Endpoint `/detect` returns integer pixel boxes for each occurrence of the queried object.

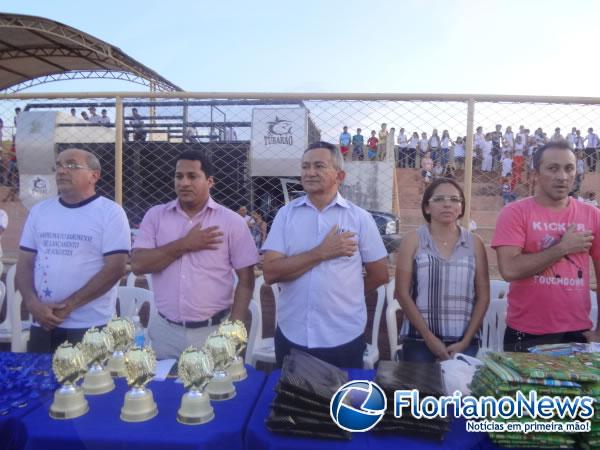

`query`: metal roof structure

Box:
[0,13,182,93]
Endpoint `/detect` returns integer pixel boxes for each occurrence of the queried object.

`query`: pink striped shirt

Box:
[133,197,259,321]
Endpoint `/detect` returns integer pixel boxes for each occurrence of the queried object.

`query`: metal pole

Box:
[461,99,475,229]
[115,96,124,205]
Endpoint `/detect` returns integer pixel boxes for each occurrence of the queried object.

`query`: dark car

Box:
[367,209,401,254]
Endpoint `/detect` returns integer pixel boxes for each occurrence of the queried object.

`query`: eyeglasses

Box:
[55,162,92,171]
[430,195,462,204]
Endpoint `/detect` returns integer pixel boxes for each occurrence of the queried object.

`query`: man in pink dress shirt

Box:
[131,150,259,359]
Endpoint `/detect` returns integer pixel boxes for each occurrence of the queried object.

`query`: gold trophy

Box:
[177,347,215,425]
[49,341,89,419]
[217,320,248,381]
[106,317,135,377]
[81,327,115,395]
[204,333,237,401]
[120,346,158,422]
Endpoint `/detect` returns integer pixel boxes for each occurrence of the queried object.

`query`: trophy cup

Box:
[204,333,237,401]
[106,317,135,377]
[177,347,215,425]
[81,327,115,395]
[217,320,248,381]
[49,342,89,419]
[120,346,158,422]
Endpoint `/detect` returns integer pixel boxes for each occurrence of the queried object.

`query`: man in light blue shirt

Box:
[262,141,389,368]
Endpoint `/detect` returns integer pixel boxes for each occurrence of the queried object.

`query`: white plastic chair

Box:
[490,279,509,300]
[384,278,403,360]
[246,276,277,367]
[125,272,153,292]
[363,285,385,369]
[478,298,507,356]
[0,280,9,343]
[5,264,31,352]
[590,291,598,329]
[116,286,156,328]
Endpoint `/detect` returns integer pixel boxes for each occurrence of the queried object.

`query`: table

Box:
[0,353,57,450]
[19,365,266,450]
[245,369,500,450]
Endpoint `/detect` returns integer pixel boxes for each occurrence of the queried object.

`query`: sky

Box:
[4,0,600,96]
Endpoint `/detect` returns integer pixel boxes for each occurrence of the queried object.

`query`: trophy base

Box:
[82,368,115,395]
[107,353,126,378]
[49,386,89,419]
[120,388,158,422]
[207,372,236,401]
[228,358,247,382]
[177,391,214,425]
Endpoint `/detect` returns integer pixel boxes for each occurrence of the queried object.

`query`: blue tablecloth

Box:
[20,365,266,450]
[245,369,500,450]
[0,353,57,450]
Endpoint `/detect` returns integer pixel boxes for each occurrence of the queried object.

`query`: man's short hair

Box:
[533,141,573,171]
[303,141,343,170]
[85,152,101,171]
[61,148,101,172]
[176,150,214,177]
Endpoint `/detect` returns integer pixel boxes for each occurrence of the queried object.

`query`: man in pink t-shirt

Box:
[131,150,259,359]
[492,141,600,352]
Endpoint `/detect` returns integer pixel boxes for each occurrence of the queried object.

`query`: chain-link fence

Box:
[2,93,600,277]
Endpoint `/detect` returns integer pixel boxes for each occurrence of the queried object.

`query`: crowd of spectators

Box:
[339,123,600,201]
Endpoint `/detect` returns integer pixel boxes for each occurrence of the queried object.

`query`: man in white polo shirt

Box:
[262,141,389,368]
[16,148,131,353]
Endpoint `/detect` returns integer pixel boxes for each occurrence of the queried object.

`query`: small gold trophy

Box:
[120,346,158,422]
[106,317,135,377]
[81,327,115,395]
[49,341,89,419]
[217,320,248,381]
[204,333,237,401]
[177,347,215,425]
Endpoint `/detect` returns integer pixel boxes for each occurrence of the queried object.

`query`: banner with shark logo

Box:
[250,107,308,177]
[15,111,59,210]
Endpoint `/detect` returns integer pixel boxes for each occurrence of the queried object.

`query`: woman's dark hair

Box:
[421,177,466,223]
[176,150,214,177]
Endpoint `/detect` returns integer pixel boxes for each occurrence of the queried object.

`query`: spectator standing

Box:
[453,136,465,170]
[397,127,408,168]
[566,127,577,150]
[420,151,433,192]
[584,127,598,172]
[339,126,352,161]
[352,128,364,161]
[550,127,564,142]
[504,126,515,149]
[88,106,102,124]
[378,123,388,161]
[501,150,513,178]
[131,108,146,142]
[367,131,378,161]
[418,132,429,160]
[100,109,111,126]
[481,133,494,172]
[429,129,440,163]
[440,130,453,168]
[407,131,419,168]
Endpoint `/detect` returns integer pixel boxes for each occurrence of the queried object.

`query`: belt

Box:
[158,309,229,329]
